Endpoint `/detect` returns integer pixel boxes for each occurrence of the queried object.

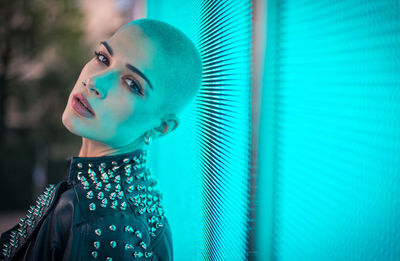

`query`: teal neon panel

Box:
[147,0,252,260]
[146,1,203,260]
[258,0,400,260]
[197,1,252,259]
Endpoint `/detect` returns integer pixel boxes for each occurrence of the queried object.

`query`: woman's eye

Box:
[125,78,143,95]
[94,51,109,66]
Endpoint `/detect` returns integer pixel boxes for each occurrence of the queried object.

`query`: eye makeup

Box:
[93,50,145,96]
[94,51,110,66]
[98,41,154,91]
[123,77,144,96]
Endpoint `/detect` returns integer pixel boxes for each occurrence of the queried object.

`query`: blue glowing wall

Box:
[197,1,252,260]
[146,1,203,260]
[147,0,252,260]
[257,0,400,260]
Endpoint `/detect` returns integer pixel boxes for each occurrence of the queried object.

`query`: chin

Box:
[62,107,82,137]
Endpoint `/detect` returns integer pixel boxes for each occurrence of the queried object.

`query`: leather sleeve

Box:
[53,188,172,261]
[150,218,173,261]
[72,213,155,261]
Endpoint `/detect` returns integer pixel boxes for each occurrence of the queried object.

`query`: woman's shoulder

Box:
[51,182,172,260]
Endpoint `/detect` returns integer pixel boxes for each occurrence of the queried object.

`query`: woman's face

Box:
[62,25,165,147]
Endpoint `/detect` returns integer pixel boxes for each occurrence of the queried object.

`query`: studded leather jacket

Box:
[0,149,172,261]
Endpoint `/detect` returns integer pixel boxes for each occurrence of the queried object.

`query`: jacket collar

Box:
[65,148,148,185]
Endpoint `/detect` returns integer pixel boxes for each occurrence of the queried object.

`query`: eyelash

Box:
[93,51,143,96]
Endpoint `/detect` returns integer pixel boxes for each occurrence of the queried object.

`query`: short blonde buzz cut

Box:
[123,18,203,116]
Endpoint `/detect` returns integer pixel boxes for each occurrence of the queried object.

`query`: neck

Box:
[79,136,147,157]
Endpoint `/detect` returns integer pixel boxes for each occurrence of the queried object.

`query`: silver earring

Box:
[144,133,151,145]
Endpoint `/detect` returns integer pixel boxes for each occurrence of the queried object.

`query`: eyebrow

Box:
[100,41,154,90]
[100,41,113,55]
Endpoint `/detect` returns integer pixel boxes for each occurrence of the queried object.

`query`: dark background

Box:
[0,0,142,233]
[0,0,86,213]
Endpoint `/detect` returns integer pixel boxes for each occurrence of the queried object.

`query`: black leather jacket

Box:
[0,149,173,261]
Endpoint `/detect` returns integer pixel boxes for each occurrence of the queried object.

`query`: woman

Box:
[0,18,202,261]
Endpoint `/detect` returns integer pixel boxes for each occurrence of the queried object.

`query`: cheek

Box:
[104,97,155,133]
[100,96,136,130]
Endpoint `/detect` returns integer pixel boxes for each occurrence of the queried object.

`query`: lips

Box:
[72,93,95,118]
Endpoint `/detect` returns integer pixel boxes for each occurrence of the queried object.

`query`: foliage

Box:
[0,0,88,209]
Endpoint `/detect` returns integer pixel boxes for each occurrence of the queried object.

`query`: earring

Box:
[82,81,87,86]
[144,133,151,145]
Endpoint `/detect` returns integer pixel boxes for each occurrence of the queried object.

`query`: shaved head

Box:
[121,19,203,116]
[63,18,202,154]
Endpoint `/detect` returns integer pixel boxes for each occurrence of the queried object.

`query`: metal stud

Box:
[89,203,96,211]
[124,226,134,233]
[107,169,114,178]
[110,200,118,209]
[126,176,133,184]
[148,216,157,224]
[136,172,145,180]
[95,182,102,190]
[117,191,124,199]
[139,241,147,250]
[120,201,127,210]
[100,198,108,208]
[133,252,143,258]
[124,164,132,176]
[82,181,90,190]
[18,217,26,227]
[109,225,116,231]
[97,192,104,200]
[110,241,117,248]
[144,252,153,258]
[77,162,83,168]
[109,192,116,200]
[123,158,130,163]
[77,171,83,180]
[86,190,93,199]
[94,228,101,236]
[150,227,156,237]
[135,230,142,239]
[101,173,109,183]
[156,222,163,228]
[100,162,106,168]
[127,185,134,193]
[88,163,94,168]
[91,251,98,258]
[105,183,111,192]
[88,169,97,182]
[78,175,86,183]
[112,161,117,166]
[132,199,139,207]
[125,244,134,250]
[93,241,100,249]
[114,175,120,183]
[106,257,112,261]
[115,184,121,192]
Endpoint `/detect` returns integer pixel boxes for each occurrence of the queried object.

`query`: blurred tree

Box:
[0,0,89,210]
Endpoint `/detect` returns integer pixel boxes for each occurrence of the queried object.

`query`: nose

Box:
[84,70,119,99]
[84,80,101,97]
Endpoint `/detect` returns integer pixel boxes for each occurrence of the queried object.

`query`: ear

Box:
[153,114,180,138]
